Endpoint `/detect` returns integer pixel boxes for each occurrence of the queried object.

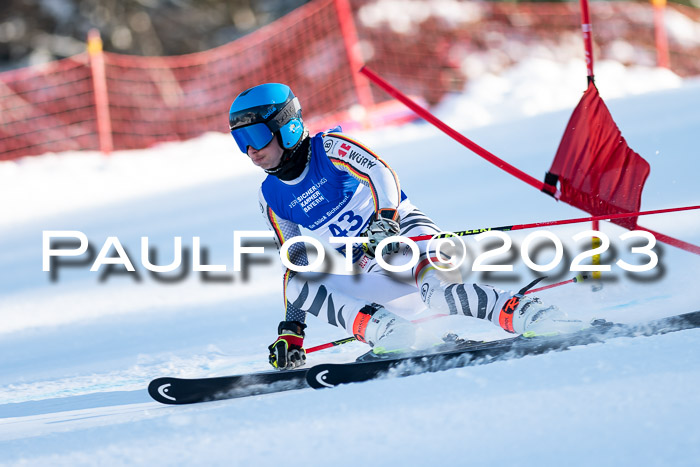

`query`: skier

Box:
[229,83,577,370]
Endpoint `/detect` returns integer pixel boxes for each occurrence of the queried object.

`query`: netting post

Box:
[591,219,603,290]
[333,0,374,120]
[581,0,601,289]
[87,29,113,156]
[651,0,670,68]
[579,0,595,83]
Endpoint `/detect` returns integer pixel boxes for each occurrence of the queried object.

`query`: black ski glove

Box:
[269,321,307,370]
[362,208,401,258]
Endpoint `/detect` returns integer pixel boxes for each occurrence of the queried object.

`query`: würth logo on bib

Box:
[338,143,351,157]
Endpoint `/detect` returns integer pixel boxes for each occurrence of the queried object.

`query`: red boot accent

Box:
[498,296,521,333]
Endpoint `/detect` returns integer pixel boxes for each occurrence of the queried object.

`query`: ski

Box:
[148,310,700,404]
[306,309,700,389]
[148,367,309,405]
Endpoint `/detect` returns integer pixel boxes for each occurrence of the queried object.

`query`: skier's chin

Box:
[252,158,271,169]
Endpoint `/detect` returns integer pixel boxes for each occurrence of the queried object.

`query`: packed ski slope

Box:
[1,58,699,466]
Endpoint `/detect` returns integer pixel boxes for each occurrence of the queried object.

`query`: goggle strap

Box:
[269,97,301,132]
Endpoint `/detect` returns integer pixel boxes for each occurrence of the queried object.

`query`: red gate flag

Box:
[544,81,650,230]
[360,65,700,256]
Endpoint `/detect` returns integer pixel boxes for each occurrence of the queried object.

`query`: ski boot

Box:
[351,303,420,362]
[498,295,584,336]
[353,303,417,351]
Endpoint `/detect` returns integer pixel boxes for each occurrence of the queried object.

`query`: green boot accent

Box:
[371,346,407,355]
[522,330,561,338]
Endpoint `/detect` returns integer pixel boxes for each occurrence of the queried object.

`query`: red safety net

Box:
[102,0,357,151]
[0,55,97,160]
[2,0,700,161]
[546,81,650,230]
[353,1,700,105]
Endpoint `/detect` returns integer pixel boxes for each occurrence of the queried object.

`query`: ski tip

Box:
[148,377,191,405]
[306,365,338,389]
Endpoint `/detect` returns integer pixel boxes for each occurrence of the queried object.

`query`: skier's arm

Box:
[322,132,401,213]
[259,191,310,370]
[258,189,308,324]
[323,133,402,257]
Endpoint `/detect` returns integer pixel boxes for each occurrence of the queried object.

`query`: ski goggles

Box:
[229,97,301,153]
[230,123,275,153]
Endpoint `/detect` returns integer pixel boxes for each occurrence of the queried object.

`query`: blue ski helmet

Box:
[229,83,304,153]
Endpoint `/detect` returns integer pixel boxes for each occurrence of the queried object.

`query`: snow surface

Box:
[1,58,699,466]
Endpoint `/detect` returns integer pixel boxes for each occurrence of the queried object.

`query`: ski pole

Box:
[525,274,589,295]
[306,312,458,353]
[306,336,357,354]
[408,204,700,243]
